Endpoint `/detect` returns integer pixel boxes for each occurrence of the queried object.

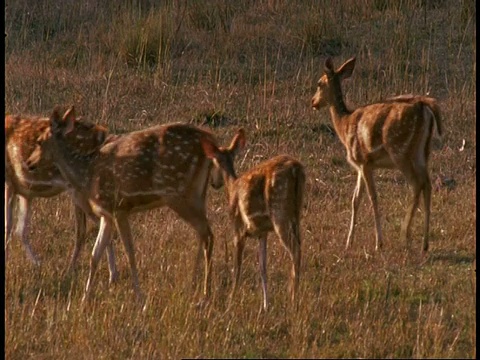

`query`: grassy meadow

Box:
[5,0,476,358]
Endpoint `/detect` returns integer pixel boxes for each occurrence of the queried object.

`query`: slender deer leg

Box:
[257,234,268,312]
[114,212,143,301]
[69,202,87,271]
[5,184,14,260]
[398,160,429,250]
[223,236,230,266]
[191,238,204,295]
[169,203,214,298]
[401,183,422,248]
[290,222,301,306]
[275,221,301,308]
[105,241,119,285]
[71,190,118,283]
[422,174,431,252]
[16,195,40,265]
[229,233,246,305]
[361,167,383,251]
[346,172,365,249]
[83,216,113,302]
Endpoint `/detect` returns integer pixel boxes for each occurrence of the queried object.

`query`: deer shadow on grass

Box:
[426,249,475,266]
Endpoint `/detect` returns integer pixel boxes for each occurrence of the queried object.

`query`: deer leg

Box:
[257,234,268,312]
[16,195,40,265]
[68,202,87,272]
[223,235,230,267]
[83,216,113,302]
[275,221,301,309]
[346,172,365,249]
[105,240,119,285]
[5,184,14,261]
[71,190,119,282]
[422,117,433,253]
[200,225,214,298]
[190,238,204,295]
[114,212,143,302]
[170,203,214,298]
[361,167,383,251]
[229,233,245,307]
[401,183,422,248]
[422,174,431,252]
[291,222,301,306]
[399,161,429,250]
[404,165,431,252]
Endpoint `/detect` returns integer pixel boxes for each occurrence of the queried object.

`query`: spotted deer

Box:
[200,129,305,311]
[27,106,221,303]
[311,57,442,252]
[5,113,118,282]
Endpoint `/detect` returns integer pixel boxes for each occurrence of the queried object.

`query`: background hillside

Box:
[5,0,476,358]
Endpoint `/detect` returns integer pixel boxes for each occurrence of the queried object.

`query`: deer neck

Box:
[327,83,353,145]
[49,135,97,193]
[223,174,239,211]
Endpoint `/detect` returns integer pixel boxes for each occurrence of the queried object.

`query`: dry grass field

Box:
[5,0,476,358]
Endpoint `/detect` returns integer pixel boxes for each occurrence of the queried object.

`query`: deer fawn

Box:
[5,113,118,282]
[311,57,442,252]
[200,129,305,311]
[27,106,221,303]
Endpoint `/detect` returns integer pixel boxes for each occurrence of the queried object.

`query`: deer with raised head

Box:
[27,106,222,303]
[200,129,305,311]
[5,113,118,282]
[311,57,442,253]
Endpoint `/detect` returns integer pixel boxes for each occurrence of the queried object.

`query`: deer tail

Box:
[292,162,306,246]
[422,99,442,138]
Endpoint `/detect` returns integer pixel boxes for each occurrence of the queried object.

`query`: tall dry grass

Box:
[5,0,476,358]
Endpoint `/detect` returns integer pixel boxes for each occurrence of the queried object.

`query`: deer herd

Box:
[5,57,442,311]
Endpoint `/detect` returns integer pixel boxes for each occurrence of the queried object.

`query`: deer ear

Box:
[230,128,246,155]
[324,57,335,74]
[50,106,63,127]
[200,137,221,160]
[97,128,107,145]
[62,106,76,135]
[337,57,356,80]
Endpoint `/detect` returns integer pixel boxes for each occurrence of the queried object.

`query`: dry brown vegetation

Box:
[5,0,476,358]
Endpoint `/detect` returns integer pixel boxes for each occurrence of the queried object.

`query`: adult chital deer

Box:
[5,114,118,282]
[200,129,305,311]
[27,106,221,303]
[311,57,442,252]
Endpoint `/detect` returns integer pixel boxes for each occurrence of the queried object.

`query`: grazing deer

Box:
[27,106,221,303]
[200,129,305,311]
[5,114,118,282]
[311,57,442,252]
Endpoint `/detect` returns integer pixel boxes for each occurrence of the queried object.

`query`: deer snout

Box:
[311,92,327,110]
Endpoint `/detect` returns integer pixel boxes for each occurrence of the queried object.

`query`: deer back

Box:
[346,100,435,169]
[230,155,305,236]
[30,112,219,217]
[90,123,218,213]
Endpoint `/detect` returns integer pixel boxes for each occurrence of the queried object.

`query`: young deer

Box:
[311,57,442,252]
[200,129,305,311]
[5,114,118,282]
[27,106,221,302]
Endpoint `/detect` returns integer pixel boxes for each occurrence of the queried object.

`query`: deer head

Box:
[311,56,356,110]
[27,106,108,171]
[202,128,246,189]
